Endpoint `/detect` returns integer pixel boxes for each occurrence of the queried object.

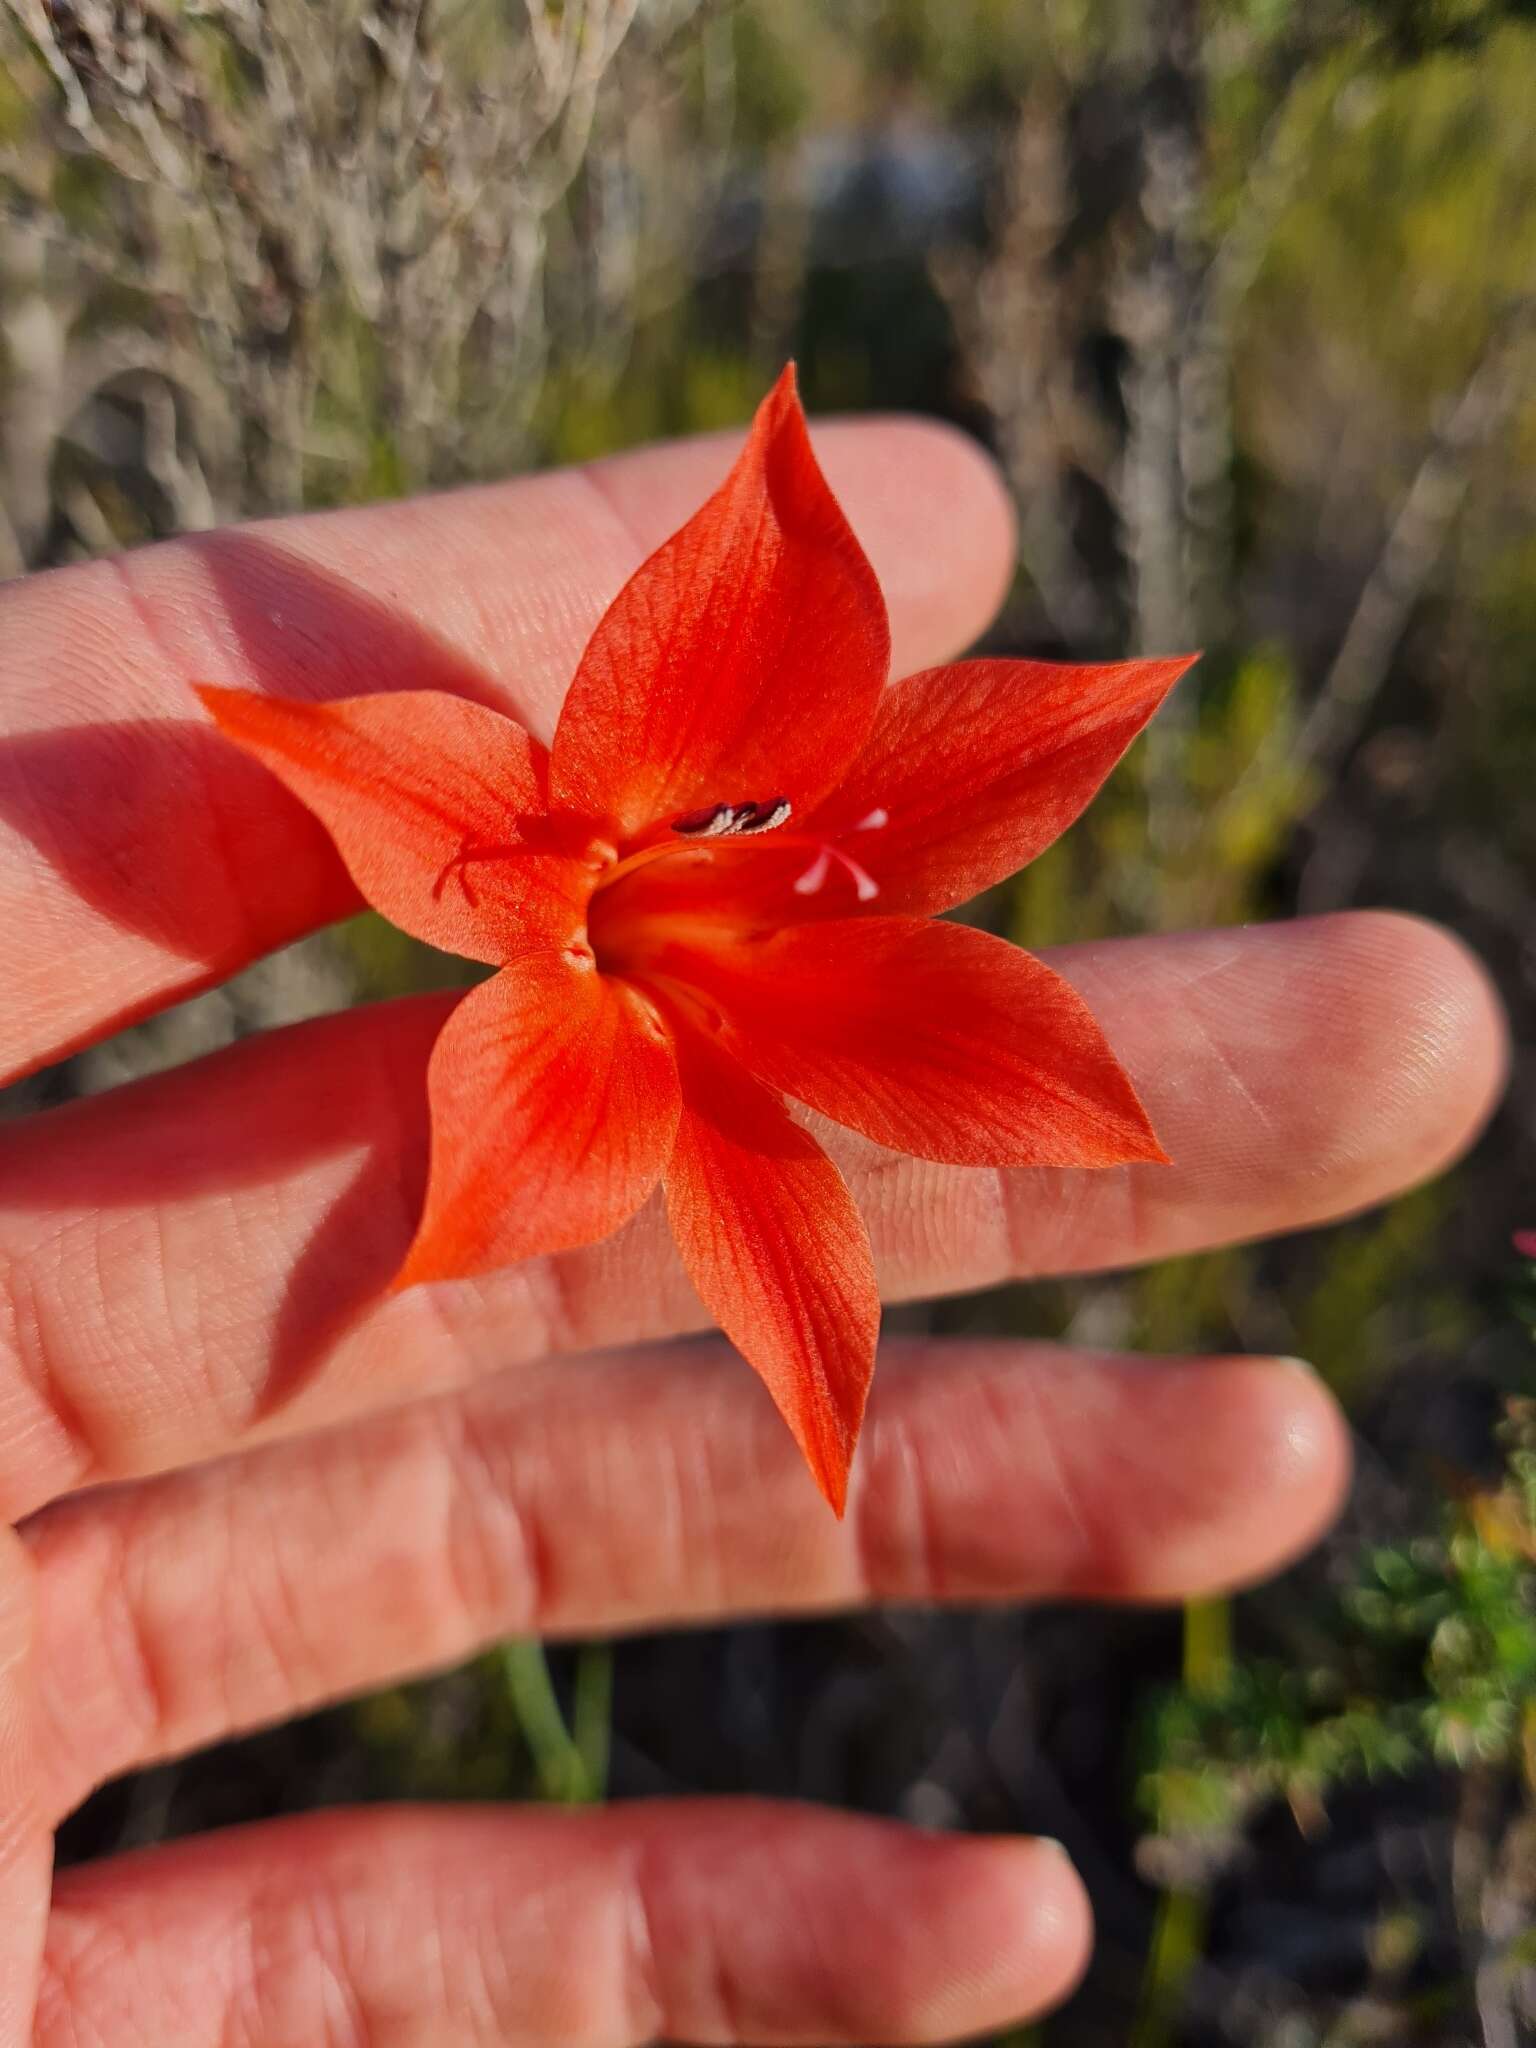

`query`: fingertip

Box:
[951,1834,1095,2030]
[827,1823,1093,2040]
[812,414,1019,673]
[1334,911,1508,1177]
[1126,1354,1353,1600]
[1052,911,1509,1258]
[1220,1353,1352,1569]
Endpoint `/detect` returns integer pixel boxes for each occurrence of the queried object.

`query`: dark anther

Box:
[735,798,793,834]
[671,802,737,838]
[671,797,792,839]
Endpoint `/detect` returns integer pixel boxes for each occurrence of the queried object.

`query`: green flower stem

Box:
[1131,1598,1232,2048]
[501,1639,613,1805]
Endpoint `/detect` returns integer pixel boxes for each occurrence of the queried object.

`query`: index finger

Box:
[0,417,1015,1083]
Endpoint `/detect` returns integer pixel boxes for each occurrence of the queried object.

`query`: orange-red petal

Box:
[196,686,587,961]
[395,955,680,1287]
[663,1024,879,1515]
[801,654,1197,917]
[549,367,891,842]
[662,916,1167,1169]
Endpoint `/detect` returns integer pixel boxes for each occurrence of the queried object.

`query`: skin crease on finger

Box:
[0,906,1506,1520]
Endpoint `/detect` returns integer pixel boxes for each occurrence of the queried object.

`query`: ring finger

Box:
[22,1336,1349,1824]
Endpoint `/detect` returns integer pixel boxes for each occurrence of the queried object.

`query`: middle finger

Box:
[0,911,1500,1520]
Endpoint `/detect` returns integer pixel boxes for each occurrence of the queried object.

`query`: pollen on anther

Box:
[672,802,736,838]
[741,798,792,834]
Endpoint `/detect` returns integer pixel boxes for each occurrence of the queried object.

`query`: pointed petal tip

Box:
[191,679,292,744]
[1120,1086,1173,1167]
[388,1238,483,1296]
[803,1430,853,1517]
[768,358,800,403]
[1105,1093,1172,1169]
[755,360,811,445]
[1131,650,1201,694]
[386,1242,435,1295]
[389,1215,475,1295]
[192,681,241,722]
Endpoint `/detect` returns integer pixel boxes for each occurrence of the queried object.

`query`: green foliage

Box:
[1007,646,1312,954]
[1356,0,1536,57]
[1249,25,1536,418]
[1292,1184,1464,1402]
[1140,1287,1536,1848]
[332,911,485,998]
[535,334,763,466]
[0,46,35,147]
[728,5,814,144]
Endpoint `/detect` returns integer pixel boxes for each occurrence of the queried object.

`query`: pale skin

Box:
[0,415,1509,2046]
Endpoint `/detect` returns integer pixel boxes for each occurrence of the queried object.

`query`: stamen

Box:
[841,852,881,902]
[737,797,793,834]
[793,848,832,896]
[636,797,884,903]
[672,802,737,838]
[792,846,880,901]
[672,797,793,839]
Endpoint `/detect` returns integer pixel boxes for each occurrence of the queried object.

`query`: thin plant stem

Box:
[1131,1597,1232,2048]
[572,1642,615,1801]
[500,1639,613,1804]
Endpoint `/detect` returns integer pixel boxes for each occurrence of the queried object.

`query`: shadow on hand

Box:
[0,992,458,1433]
[0,530,508,969]
[0,530,537,1453]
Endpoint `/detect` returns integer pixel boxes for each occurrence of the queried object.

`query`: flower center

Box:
[429,800,890,964]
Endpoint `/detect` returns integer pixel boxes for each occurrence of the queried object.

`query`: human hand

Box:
[0,417,1505,2044]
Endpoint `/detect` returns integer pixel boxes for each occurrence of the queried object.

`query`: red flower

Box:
[197,369,1191,1512]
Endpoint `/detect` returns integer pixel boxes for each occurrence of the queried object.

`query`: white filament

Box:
[793,845,879,901]
[793,848,832,895]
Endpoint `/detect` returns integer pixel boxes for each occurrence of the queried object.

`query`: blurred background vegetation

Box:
[3,0,1535,2040]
